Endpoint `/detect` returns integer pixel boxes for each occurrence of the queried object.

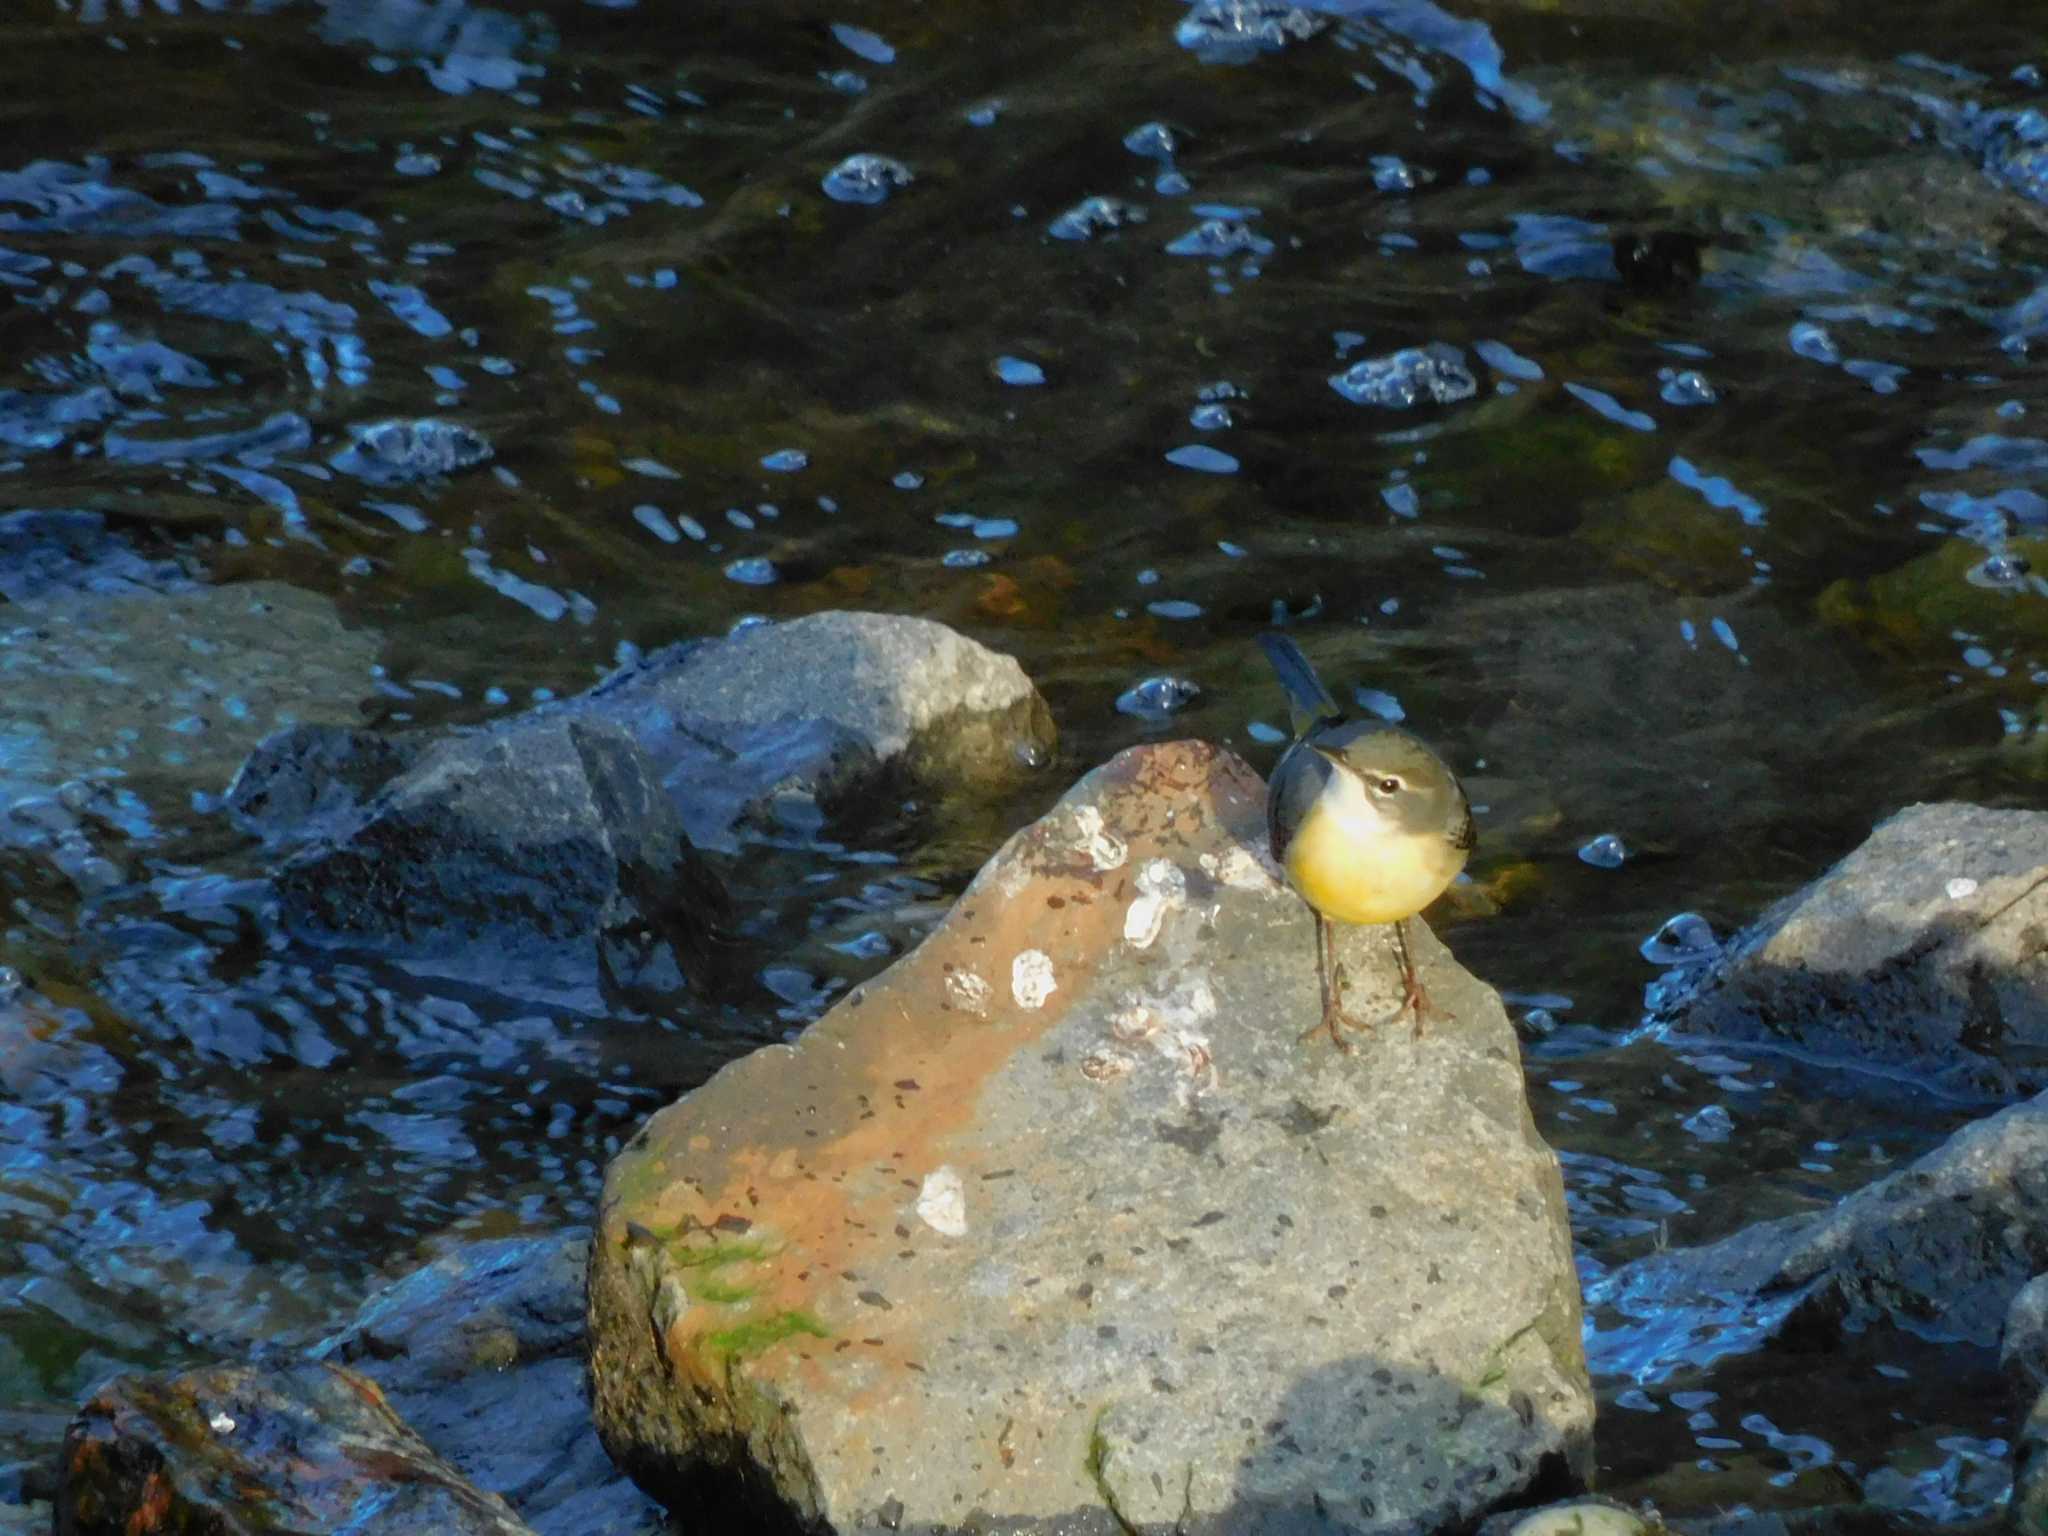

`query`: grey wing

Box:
[1449,787,1477,853]
[1265,743,1324,865]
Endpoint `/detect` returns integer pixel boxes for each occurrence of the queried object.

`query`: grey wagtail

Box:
[1258,632,1475,1050]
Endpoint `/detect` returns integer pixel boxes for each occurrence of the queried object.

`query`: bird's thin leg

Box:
[1300,911,1369,1050]
[1393,919,1436,1037]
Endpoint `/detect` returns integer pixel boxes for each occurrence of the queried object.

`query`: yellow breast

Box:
[1284,791,1464,927]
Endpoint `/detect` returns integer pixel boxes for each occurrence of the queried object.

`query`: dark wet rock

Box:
[2018,1389,2048,1536]
[317,1235,664,1536]
[1657,803,2048,1097]
[274,716,728,1006]
[1592,1090,2048,1379]
[588,740,1591,1533]
[0,509,190,602]
[329,416,493,484]
[54,1359,535,1534]
[224,722,426,848]
[2008,1274,2048,1407]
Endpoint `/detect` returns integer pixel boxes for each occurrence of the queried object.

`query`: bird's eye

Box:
[1376,776,1402,795]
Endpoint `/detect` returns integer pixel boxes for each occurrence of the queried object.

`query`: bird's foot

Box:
[1376,971,1441,1039]
[1300,999,1373,1052]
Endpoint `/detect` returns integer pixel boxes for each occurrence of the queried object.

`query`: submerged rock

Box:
[588,740,1590,1534]
[54,1360,535,1535]
[1656,802,2048,1097]
[1592,1089,2048,1379]
[317,1236,663,1536]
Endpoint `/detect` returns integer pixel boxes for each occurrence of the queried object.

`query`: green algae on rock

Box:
[588,739,1591,1534]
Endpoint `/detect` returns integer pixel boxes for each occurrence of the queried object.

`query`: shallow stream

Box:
[5,0,2048,1524]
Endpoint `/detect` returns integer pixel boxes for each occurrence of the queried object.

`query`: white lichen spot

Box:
[1123,857,1187,949]
[1012,949,1057,1010]
[945,967,993,1016]
[1509,1503,1647,1536]
[915,1166,968,1237]
[1071,803,1128,872]
[1080,1049,1135,1082]
[1110,1003,1158,1044]
[1202,844,1280,891]
[1946,876,1979,901]
[208,1410,236,1434]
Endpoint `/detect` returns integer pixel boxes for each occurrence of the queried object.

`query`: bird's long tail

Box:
[1257,632,1345,738]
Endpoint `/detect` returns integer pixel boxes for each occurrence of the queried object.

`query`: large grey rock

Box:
[2008,1274,2048,1408]
[273,716,727,1006]
[1655,803,2048,1097]
[579,609,1055,851]
[1591,1090,2048,1378]
[588,740,1591,1535]
[54,1360,536,1535]
[317,1236,664,1536]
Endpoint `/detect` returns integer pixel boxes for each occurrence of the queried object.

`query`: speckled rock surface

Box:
[54,1360,536,1535]
[588,740,1590,1535]
[1656,802,2048,1097]
[1592,1090,2048,1378]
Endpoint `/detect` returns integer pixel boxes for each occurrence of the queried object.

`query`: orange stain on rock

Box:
[602,742,1268,1386]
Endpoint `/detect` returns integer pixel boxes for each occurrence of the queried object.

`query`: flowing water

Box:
[4,0,2048,1523]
